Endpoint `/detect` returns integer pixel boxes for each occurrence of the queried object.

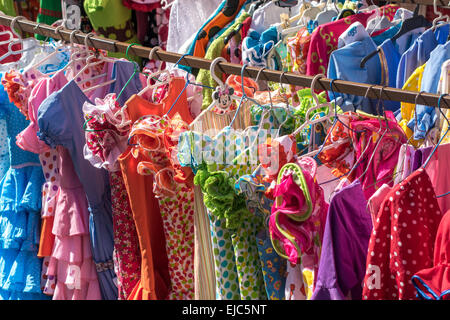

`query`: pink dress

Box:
[16,69,101,299]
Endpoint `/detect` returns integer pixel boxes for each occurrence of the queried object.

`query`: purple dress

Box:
[37,60,141,300]
[311,181,372,300]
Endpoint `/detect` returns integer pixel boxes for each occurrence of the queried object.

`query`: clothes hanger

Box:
[360,5,430,68]
[189,57,244,129]
[59,29,88,74]
[0,16,40,63]
[291,74,338,139]
[366,5,393,35]
[74,33,116,93]
[315,0,339,26]
[28,24,69,75]
[0,27,14,46]
[138,46,172,97]
[212,63,253,140]
[432,0,450,30]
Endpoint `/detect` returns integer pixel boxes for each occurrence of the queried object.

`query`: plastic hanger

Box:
[360,6,430,68]
[432,0,449,30]
[138,46,172,97]
[212,63,253,140]
[0,27,14,46]
[291,74,338,138]
[366,5,393,35]
[161,0,175,10]
[28,24,69,75]
[74,33,116,93]
[59,29,88,74]
[316,0,339,26]
[189,57,242,129]
[0,16,40,63]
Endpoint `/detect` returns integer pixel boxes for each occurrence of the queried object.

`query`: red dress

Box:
[362,168,443,300]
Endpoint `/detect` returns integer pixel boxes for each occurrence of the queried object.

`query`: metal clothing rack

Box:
[1,13,450,109]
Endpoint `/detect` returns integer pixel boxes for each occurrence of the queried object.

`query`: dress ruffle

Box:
[0,166,49,300]
[46,181,101,300]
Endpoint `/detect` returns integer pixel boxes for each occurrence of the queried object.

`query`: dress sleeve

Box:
[37,91,72,148]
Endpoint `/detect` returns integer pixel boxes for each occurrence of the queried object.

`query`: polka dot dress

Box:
[362,168,443,300]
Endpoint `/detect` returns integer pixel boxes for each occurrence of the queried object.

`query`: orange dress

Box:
[120,78,193,300]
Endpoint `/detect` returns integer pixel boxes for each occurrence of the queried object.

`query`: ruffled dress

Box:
[9,68,101,300]
[0,73,48,300]
[83,94,141,300]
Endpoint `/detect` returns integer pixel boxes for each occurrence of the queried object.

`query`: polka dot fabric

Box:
[362,168,442,300]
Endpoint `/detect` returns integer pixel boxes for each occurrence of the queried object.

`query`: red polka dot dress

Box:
[362,168,443,300]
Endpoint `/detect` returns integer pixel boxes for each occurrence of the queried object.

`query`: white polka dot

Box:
[374,292,378,297]
[407,249,412,254]
[373,230,376,235]
[418,232,422,236]
[398,241,402,247]
[394,251,398,256]
[383,226,387,230]
[402,260,407,265]
[396,191,400,196]
[398,208,402,213]
[394,214,398,219]
[411,202,415,207]
[430,204,433,208]
[393,226,398,231]
[371,251,375,256]
[423,242,427,247]
[406,270,411,275]
[407,234,411,239]
[400,186,405,190]
[400,282,404,287]
[376,238,380,243]
[395,262,398,267]
[412,260,417,265]
[389,197,394,202]
[427,188,431,192]
[391,275,395,279]
[419,251,423,256]
[383,242,386,247]
[412,220,417,224]
[402,223,407,227]
[407,210,412,214]
[376,218,380,223]
[390,235,394,240]
[399,288,403,294]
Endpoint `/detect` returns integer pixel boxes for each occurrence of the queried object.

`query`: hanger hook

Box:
[173,53,190,69]
[240,63,249,96]
[10,15,26,38]
[125,43,139,61]
[84,32,95,53]
[149,46,161,61]
[437,93,450,126]
[310,74,325,106]
[69,29,81,46]
[54,24,65,42]
[255,66,268,83]
[210,57,227,87]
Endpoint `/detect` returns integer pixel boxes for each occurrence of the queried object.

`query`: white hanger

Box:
[28,24,69,74]
[74,32,116,92]
[432,0,449,28]
[0,28,14,46]
[161,0,176,10]
[138,46,171,97]
[59,28,88,74]
[0,16,39,63]
[189,57,241,129]
[291,74,338,137]
[316,0,339,26]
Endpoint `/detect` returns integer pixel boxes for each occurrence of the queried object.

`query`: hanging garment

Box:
[128,113,195,300]
[311,180,372,300]
[0,73,48,300]
[362,168,443,300]
[82,93,141,300]
[306,4,399,76]
[412,210,450,300]
[437,59,450,145]
[37,60,142,300]
[236,165,287,300]
[396,24,449,90]
[119,77,192,300]
[36,0,62,41]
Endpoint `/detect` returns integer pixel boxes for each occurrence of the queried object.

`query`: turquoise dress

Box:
[0,74,48,300]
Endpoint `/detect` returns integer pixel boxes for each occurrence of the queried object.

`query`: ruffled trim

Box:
[194,166,251,230]
[0,166,44,215]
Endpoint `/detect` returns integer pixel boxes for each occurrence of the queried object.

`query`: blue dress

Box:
[0,74,48,300]
[37,60,141,300]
